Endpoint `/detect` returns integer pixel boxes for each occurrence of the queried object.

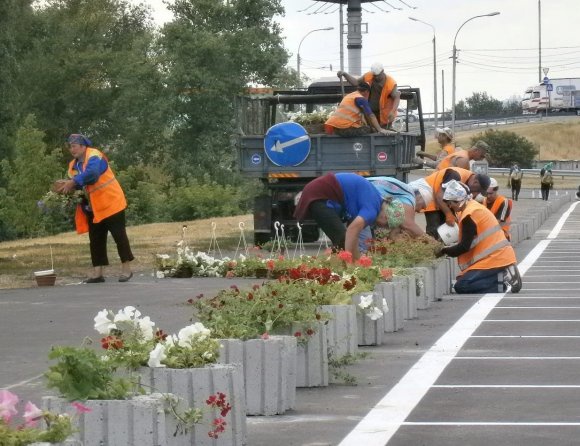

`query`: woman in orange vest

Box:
[437,180,522,294]
[337,62,400,127]
[325,81,390,136]
[483,178,512,241]
[59,134,134,283]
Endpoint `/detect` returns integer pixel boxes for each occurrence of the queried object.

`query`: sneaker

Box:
[504,264,522,293]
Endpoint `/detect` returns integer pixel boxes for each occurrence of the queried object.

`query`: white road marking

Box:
[339,201,577,446]
[432,384,580,388]
[472,335,580,338]
[455,356,580,360]
[403,422,580,426]
[2,374,44,390]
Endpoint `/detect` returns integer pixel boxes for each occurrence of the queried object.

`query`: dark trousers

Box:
[511,179,521,200]
[424,210,445,241]
[308,200,346,249]
[541,183,551,200]
[87,210,134,267]
[454,267,506,294]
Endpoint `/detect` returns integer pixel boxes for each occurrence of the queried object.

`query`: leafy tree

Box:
[0,115,63,237]
[160,0,291,179]
[470,129,538,168]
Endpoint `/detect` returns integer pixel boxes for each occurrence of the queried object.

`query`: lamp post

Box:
[452,12,500,135]
[409,17,438,129]
[297,27,334,84]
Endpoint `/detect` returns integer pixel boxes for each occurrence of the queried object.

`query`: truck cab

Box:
[236,80,425,244]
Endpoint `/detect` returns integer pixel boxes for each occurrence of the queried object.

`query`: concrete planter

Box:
[352,292,384,346]
[321,304,358,358]
[141,364,247,445]
[393,275,418,320]
[410,267,430,309]
[42,394,173,446]
[30,441,81,446]
[373,282,404,333]
[218,336,296,415]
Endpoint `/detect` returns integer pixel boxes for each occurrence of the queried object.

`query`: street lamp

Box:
[409,17,438,129]
[451,12,500,135]
[297,27,334,84]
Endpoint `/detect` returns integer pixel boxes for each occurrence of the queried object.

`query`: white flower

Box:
[156,271,165,279]
[177,323,211,347]
[358,293,374,310]
[382,298,390,314]
[114,306,141,322]
[137,316,155,341]
[148,343,167,368]
[156,254,170,260]
[165,334,178,348]
[366,306,384,321]
[202,351,213,360]
[94,309,116,335]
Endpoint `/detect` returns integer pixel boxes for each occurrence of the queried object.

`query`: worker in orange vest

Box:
[483,178,512,241]
[325,81,391,136]
[436,140,489,170]
[337,62,400,128]
[436,180,522,293]
[408,167,491,240]
[59,134,134,283]
[415,127,457,168]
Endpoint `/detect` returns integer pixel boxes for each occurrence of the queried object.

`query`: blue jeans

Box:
[454,267,505,294]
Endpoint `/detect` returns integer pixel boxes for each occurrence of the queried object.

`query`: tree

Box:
[159,0,291,179]
[470,129,539,168]
[0,115,63,238]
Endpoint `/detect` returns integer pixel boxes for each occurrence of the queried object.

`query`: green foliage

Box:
[46,346,134,401]
[0,410,74,446]
[0,115,63,238]
[328,351,370,385]
[455,91,521,119]
[469,129,539,168]
[368,233,440,267]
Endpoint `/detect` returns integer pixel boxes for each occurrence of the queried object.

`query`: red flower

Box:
[357,255,373,267]
[247,292,254,301]
[278,303,284,309]
[338,250,353,263]
[225,270,235,278]
[294,331,302,337]
[266,259,275,271]
[100,335,123,350]
[261,332,270,340]
[196,293,204,299]
[155,329,168,342]
[187,298,194,304]
[306,328,315,336]
[252,284,260,291]
[380,268,394,280]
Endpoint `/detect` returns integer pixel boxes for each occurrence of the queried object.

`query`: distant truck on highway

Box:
[522,77,580,114]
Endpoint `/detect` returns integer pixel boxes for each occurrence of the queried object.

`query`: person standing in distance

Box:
[508,162,523,201]
[59,134,134,283]
[337,62,400,128]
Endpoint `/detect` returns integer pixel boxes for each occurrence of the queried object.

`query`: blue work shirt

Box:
[334,173,383,226]
[71,152,108,187]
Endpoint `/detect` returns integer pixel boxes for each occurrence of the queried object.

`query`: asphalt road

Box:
[1,193,579,445]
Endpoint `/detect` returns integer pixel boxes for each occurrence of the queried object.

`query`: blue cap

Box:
[67,134,92,146]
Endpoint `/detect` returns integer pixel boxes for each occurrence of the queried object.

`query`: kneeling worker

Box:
[325,81,391,137]
[483,178,512,241]
[436,180,522,294]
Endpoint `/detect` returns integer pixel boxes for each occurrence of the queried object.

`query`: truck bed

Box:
[238,132,418,179]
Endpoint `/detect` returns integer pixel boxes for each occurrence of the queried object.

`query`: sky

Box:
[135,0,580,114]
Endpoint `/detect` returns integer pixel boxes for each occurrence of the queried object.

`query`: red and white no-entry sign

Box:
[377,152,388,162]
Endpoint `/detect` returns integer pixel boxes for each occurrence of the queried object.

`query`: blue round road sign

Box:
[543,76,550,84]
[264,122,311,167]
[251,153,261,164]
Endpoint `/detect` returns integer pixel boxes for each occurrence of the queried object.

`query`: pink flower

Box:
[0,389,18,423]
[71,401,92,414]
[225,270,235,278]
[23,401,43,427]
[261,332,270,340]
[356,255,373,267]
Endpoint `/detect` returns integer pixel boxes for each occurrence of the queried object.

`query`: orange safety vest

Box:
[363,72,397,126]
[423,167,473,212]
[68,147,127,234]
[484,195,512,240]
[325,91,366,129]
[436,143,456,161]
[457,200,516,274]
[437,149,469,170]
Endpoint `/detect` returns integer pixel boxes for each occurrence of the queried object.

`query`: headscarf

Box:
[383,199,405,229]
[408,178,434,208]
[67,133,92,146]
[442,180,471,207]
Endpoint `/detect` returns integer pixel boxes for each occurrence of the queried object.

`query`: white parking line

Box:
[456,356,580,359]
[338,202,577,446]
[403,422,580,426]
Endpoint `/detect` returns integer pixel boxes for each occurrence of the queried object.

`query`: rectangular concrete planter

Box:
[352,292,384,346]
[42,394,172,446]
[410,267,430,309]
[373,282,404,333]
[30,441,81,446]
[218,336,296,415]
[141,364,247,445]
[393,275,417,320]
[321,304,358,358]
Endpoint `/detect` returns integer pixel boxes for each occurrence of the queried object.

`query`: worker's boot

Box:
[504,264,523,293]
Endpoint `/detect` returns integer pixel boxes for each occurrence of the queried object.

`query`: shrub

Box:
[470,129,539,168]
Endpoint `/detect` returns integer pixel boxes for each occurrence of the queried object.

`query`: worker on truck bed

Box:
[409,167,491,241]
[337,62,400,128]
[293,173,407,260]
[325,81,391,136]
[436,180,522,294]
[436,140,489,171]
[415,127,457,168]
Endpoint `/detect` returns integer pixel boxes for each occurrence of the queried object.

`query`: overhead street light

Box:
[297,27,334,84]
[451,12,500,135]
[409,16,438,129]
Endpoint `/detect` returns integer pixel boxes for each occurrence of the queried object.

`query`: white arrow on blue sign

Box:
[543,76,550,84]
[264,122,311,167]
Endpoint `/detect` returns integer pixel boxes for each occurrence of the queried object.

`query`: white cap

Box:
[489,178,498,189]
[371,62,384,75]
[435,127,454,140]
[437,223,459,246]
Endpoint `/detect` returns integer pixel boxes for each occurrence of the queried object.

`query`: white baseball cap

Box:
[435,127,454,140]
[371,62,384,75]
